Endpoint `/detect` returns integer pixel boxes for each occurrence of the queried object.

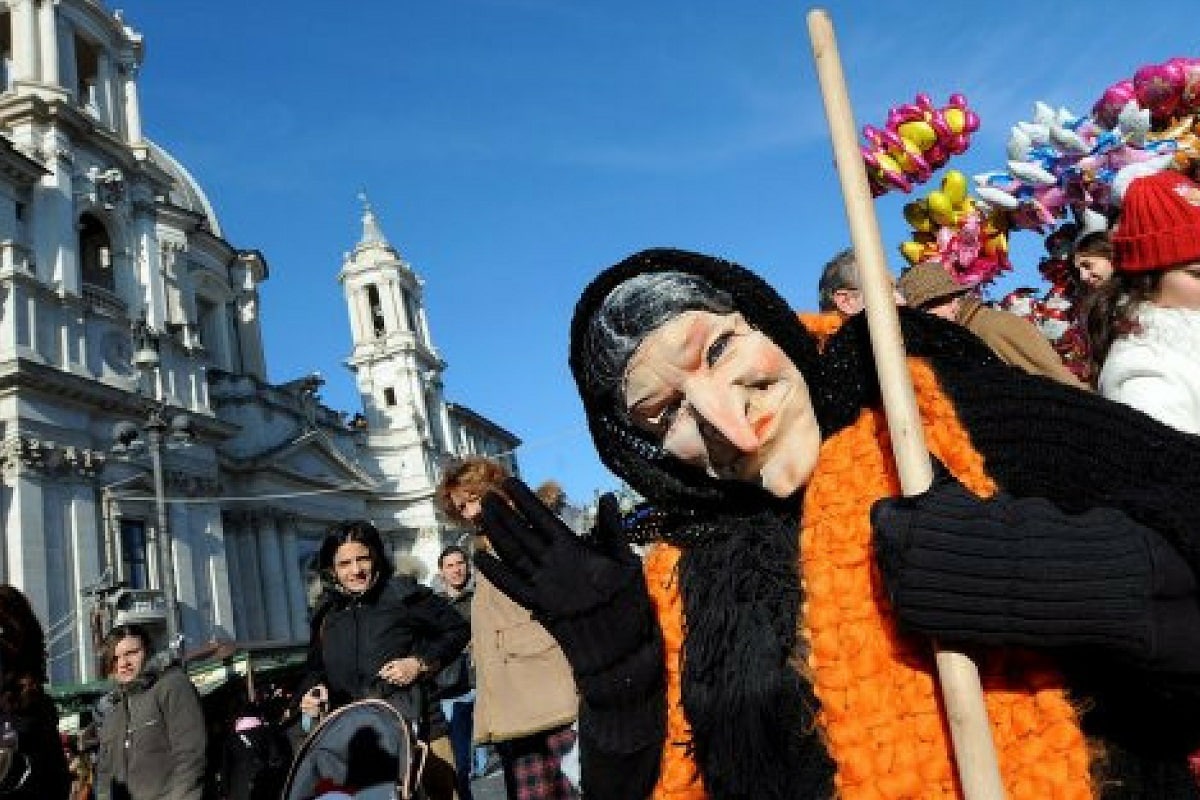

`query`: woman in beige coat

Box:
[437,458,579,800]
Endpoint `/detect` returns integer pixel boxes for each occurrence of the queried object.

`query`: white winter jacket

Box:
[1099,304,1200,435]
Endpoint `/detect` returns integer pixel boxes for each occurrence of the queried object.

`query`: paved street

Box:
[471,770,507,800]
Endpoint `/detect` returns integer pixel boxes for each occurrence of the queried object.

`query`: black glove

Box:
[871,470,1200,673]
[475,478,665,752]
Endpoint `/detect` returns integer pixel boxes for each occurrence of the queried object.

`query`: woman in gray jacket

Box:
[95,624,206,800]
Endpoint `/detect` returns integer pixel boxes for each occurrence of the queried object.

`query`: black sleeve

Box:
[295,601,332,702]
[872,476,1200,676]
[924,338,1200,573]
[402,585,470,671]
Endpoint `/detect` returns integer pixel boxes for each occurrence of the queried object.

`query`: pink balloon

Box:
[1093,80,1136,128]
[863,125,892,150]
[1134,63,1183,123]
[945,133,969,156]
[1180,60,1200,111]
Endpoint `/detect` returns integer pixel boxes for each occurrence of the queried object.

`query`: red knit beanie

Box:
[1112,170,1200,272]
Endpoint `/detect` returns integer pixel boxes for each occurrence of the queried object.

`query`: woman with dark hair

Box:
[298,520,469,799]
[0,585,69,799]
[1085,171,1200,433]
[474,247,1200,799]
[94,623,205,800]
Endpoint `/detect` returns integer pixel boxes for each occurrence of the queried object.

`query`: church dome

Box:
[145,139,223,237]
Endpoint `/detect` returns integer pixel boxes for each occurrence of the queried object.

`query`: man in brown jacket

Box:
[899,261,1087,388]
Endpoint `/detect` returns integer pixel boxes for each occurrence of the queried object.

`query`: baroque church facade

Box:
[0,0,518,684]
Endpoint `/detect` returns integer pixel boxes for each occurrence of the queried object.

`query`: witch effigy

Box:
[476,246,1200,800]
[469,34,1200,798]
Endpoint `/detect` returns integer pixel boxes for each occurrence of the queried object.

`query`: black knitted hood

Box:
[569,248,831,516]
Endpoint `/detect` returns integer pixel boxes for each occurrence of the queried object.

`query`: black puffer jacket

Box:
[303,576,469,722]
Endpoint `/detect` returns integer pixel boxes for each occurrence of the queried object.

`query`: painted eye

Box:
[656,399,683,431]
[705,331,734,367]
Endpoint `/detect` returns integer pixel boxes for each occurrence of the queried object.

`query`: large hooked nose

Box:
[662,381,753,470]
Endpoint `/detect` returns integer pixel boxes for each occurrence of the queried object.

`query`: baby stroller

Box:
[282,699,428,800]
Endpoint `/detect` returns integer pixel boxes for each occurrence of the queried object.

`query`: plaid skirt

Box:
[496,724,580,800]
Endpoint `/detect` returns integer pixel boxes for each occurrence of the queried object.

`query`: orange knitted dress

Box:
[643,358,1094,800]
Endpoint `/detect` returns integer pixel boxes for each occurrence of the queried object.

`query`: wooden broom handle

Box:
[806,8,1006,799]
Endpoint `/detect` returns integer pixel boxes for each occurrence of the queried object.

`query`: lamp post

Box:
[112,319,193,658]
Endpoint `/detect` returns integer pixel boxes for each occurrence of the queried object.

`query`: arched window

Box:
[79,213,114,290]
[366,284,386,337]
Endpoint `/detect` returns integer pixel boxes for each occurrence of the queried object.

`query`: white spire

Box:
[357,189,391,248]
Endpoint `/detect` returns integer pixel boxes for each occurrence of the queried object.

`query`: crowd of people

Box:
[4,145,1200,800]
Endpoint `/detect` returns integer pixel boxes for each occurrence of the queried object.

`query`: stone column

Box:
[234,289,267,380]
[11,0,40,84]
[380,279,401,335]
[201,507,233,640]
[68,482,101,681]
[58,18,77,102]
[169,499,199,645]
[34,132,75,293]
[256,512,291,641]
[220,515,249,641]
[279,519,308,642]
[37,0,59,88]
[4,458,49,624]
[132,201,167,328]
[95,51,116,129]
[237,514,267,640]
[356,288,375,339]
[119,59,142,144]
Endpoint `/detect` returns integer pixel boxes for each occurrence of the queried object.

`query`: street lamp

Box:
[111,319,195,658]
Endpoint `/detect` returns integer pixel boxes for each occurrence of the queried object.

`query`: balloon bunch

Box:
[998,224,1093,383]
[1094,57,1200,181]
[898,170,1011,287]
[1093,57,1200,129]
[860,93,980,196]
[972,101,1175,232]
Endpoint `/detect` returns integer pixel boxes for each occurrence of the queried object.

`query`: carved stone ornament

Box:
[0,436,108,478]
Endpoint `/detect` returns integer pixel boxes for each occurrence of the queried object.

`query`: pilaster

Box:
[220,515,249,641]
[235,512,266,639]
[256,511,291,641]
[67,482,101,681]
[119,58,142,144]
[279,517,308,641]
[37,0,60,88]
[11,0,40,85]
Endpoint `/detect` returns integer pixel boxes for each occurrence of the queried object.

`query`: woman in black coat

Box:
[299,521,469,800]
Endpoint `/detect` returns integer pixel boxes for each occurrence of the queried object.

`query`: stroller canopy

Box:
[284,699,419,800]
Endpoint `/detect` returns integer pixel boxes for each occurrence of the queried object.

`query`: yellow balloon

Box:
[941,170,968,207]
[875,153,903,178]
[900,240,926,265]
[903,201,933,232]
[944,107,966,134]
[897,120,937,152]
[926,191,956,227]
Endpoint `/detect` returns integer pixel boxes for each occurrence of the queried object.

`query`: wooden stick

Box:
[805,9,1006,799]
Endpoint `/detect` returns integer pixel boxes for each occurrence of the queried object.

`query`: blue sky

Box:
[113,0,1199,504]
